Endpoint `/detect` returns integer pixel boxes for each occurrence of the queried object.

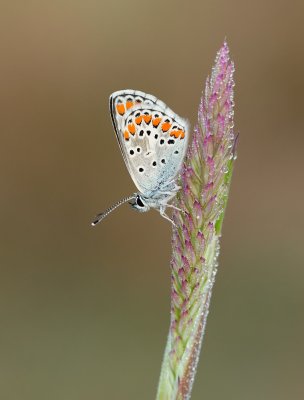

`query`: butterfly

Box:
[91,89,190,226]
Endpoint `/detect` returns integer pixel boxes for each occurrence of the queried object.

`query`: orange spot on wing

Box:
[162,122,172,132]
[128,123,136,135]
[152,117,162,127]
[124,130,130,140]
[135,115,143,125]
[116,104,125,115]
[126,101,134,109]
[170,130,184,138]
[143,115,152,124]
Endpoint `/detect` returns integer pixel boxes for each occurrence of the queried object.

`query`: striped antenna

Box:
[91,194,136,226]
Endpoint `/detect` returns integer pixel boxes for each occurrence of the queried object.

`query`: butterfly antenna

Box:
[91,194,136,226]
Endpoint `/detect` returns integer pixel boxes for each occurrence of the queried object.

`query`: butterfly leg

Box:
[159,205,176,227]
[166,203,183,213]
[160,185,181,196]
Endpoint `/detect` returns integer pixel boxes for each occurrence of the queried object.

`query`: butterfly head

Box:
[129,194,150,213]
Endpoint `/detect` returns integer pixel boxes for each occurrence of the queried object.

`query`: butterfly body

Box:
[129,183,180,212]
[92,89,189,226]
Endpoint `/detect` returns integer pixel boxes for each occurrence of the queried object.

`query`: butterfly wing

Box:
[109,89,189,196]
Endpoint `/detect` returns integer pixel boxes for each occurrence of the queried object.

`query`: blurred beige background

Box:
[0,0,303,399]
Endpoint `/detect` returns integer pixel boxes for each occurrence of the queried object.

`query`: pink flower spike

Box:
[157,42,237,400]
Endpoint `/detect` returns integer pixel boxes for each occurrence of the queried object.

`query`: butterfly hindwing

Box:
[109,90,189,196]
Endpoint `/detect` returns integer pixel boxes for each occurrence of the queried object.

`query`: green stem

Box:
[156,236,219,400]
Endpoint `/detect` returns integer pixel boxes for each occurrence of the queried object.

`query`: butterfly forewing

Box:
[109,90,189,196]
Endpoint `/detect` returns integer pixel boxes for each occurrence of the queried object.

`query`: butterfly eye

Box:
[136,195,145,207]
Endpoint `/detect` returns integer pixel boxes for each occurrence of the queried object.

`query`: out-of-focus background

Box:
[0,1,303,399]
